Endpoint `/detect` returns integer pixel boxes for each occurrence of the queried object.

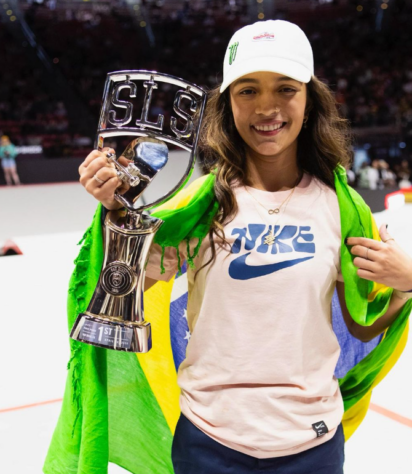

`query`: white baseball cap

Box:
[220,20,314,93]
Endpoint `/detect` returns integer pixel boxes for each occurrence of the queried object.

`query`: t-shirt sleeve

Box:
[145,242,187,282]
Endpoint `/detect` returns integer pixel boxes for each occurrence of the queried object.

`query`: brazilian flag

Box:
[43,166,411,473]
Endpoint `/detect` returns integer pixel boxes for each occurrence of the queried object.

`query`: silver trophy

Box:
[70,71,207,352]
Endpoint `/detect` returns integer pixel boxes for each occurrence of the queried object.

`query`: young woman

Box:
[78,20,412,474]
[0,135,20,186]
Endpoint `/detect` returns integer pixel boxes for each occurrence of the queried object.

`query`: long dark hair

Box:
[197,75,353,271]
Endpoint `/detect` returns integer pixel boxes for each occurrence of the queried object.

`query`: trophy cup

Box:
[70,71,207,352]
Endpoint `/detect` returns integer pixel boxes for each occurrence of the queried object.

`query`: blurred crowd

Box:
[1,0,412,186]
[0,26,88,157]
[349,158,411,190]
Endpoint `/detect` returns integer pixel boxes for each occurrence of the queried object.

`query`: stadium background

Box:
[1,0,412,199]
[1,1,412,473]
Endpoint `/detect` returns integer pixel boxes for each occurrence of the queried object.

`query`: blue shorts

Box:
[1,158,16,169]
[172,414,345,474]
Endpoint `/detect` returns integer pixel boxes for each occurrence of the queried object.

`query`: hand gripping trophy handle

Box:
[70,138,168,352]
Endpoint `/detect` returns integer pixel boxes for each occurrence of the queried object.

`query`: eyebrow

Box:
[232,76,301,87]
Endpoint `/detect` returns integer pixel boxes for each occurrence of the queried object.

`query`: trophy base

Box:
[70,313,152,353]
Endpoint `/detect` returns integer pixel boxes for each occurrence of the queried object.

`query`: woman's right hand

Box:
[79,148,126,210]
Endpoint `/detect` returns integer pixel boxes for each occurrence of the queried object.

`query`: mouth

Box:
[251,122,287,136]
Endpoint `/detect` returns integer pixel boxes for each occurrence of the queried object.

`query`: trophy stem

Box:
[70,209,162,352]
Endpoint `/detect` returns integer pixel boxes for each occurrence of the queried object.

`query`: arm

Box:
[336,281,409,342]
[10,144,18,160]
[341,223,412,342]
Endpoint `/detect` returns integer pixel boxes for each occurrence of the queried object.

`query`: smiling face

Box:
[229,71,307,163]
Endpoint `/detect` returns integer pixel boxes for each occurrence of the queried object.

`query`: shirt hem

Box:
[180,404,339,459]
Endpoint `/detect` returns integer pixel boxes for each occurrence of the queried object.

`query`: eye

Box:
[280,87,297,94]
[239,88,256,95]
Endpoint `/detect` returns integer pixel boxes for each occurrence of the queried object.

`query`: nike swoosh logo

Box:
[229,253,314,281]
[314,423,325,429]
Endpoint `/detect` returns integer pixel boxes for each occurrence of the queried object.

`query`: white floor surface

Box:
[1,183,411,473]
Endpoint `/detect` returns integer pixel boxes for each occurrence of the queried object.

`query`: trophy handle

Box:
[105,137,169,212]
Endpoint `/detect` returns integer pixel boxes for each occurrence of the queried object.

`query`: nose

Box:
[255,92,280,116]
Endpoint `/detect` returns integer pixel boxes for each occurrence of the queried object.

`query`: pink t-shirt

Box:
[146,173,344,458]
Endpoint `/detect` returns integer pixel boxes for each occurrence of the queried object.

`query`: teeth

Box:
[254,123,284,131]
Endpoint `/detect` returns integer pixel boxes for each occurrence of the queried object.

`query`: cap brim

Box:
[220,57,312,93]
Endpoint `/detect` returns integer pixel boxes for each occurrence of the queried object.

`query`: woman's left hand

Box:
[346,224,412,292]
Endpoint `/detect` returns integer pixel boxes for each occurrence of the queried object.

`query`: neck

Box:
[245,147,301,192]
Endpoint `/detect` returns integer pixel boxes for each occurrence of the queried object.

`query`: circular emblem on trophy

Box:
[101,261,136,296]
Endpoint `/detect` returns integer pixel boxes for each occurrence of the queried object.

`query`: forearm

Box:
[351,291,409,343]
[336,281,411,343]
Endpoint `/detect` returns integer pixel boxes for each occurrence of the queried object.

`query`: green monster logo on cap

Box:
[228,42,239,65]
